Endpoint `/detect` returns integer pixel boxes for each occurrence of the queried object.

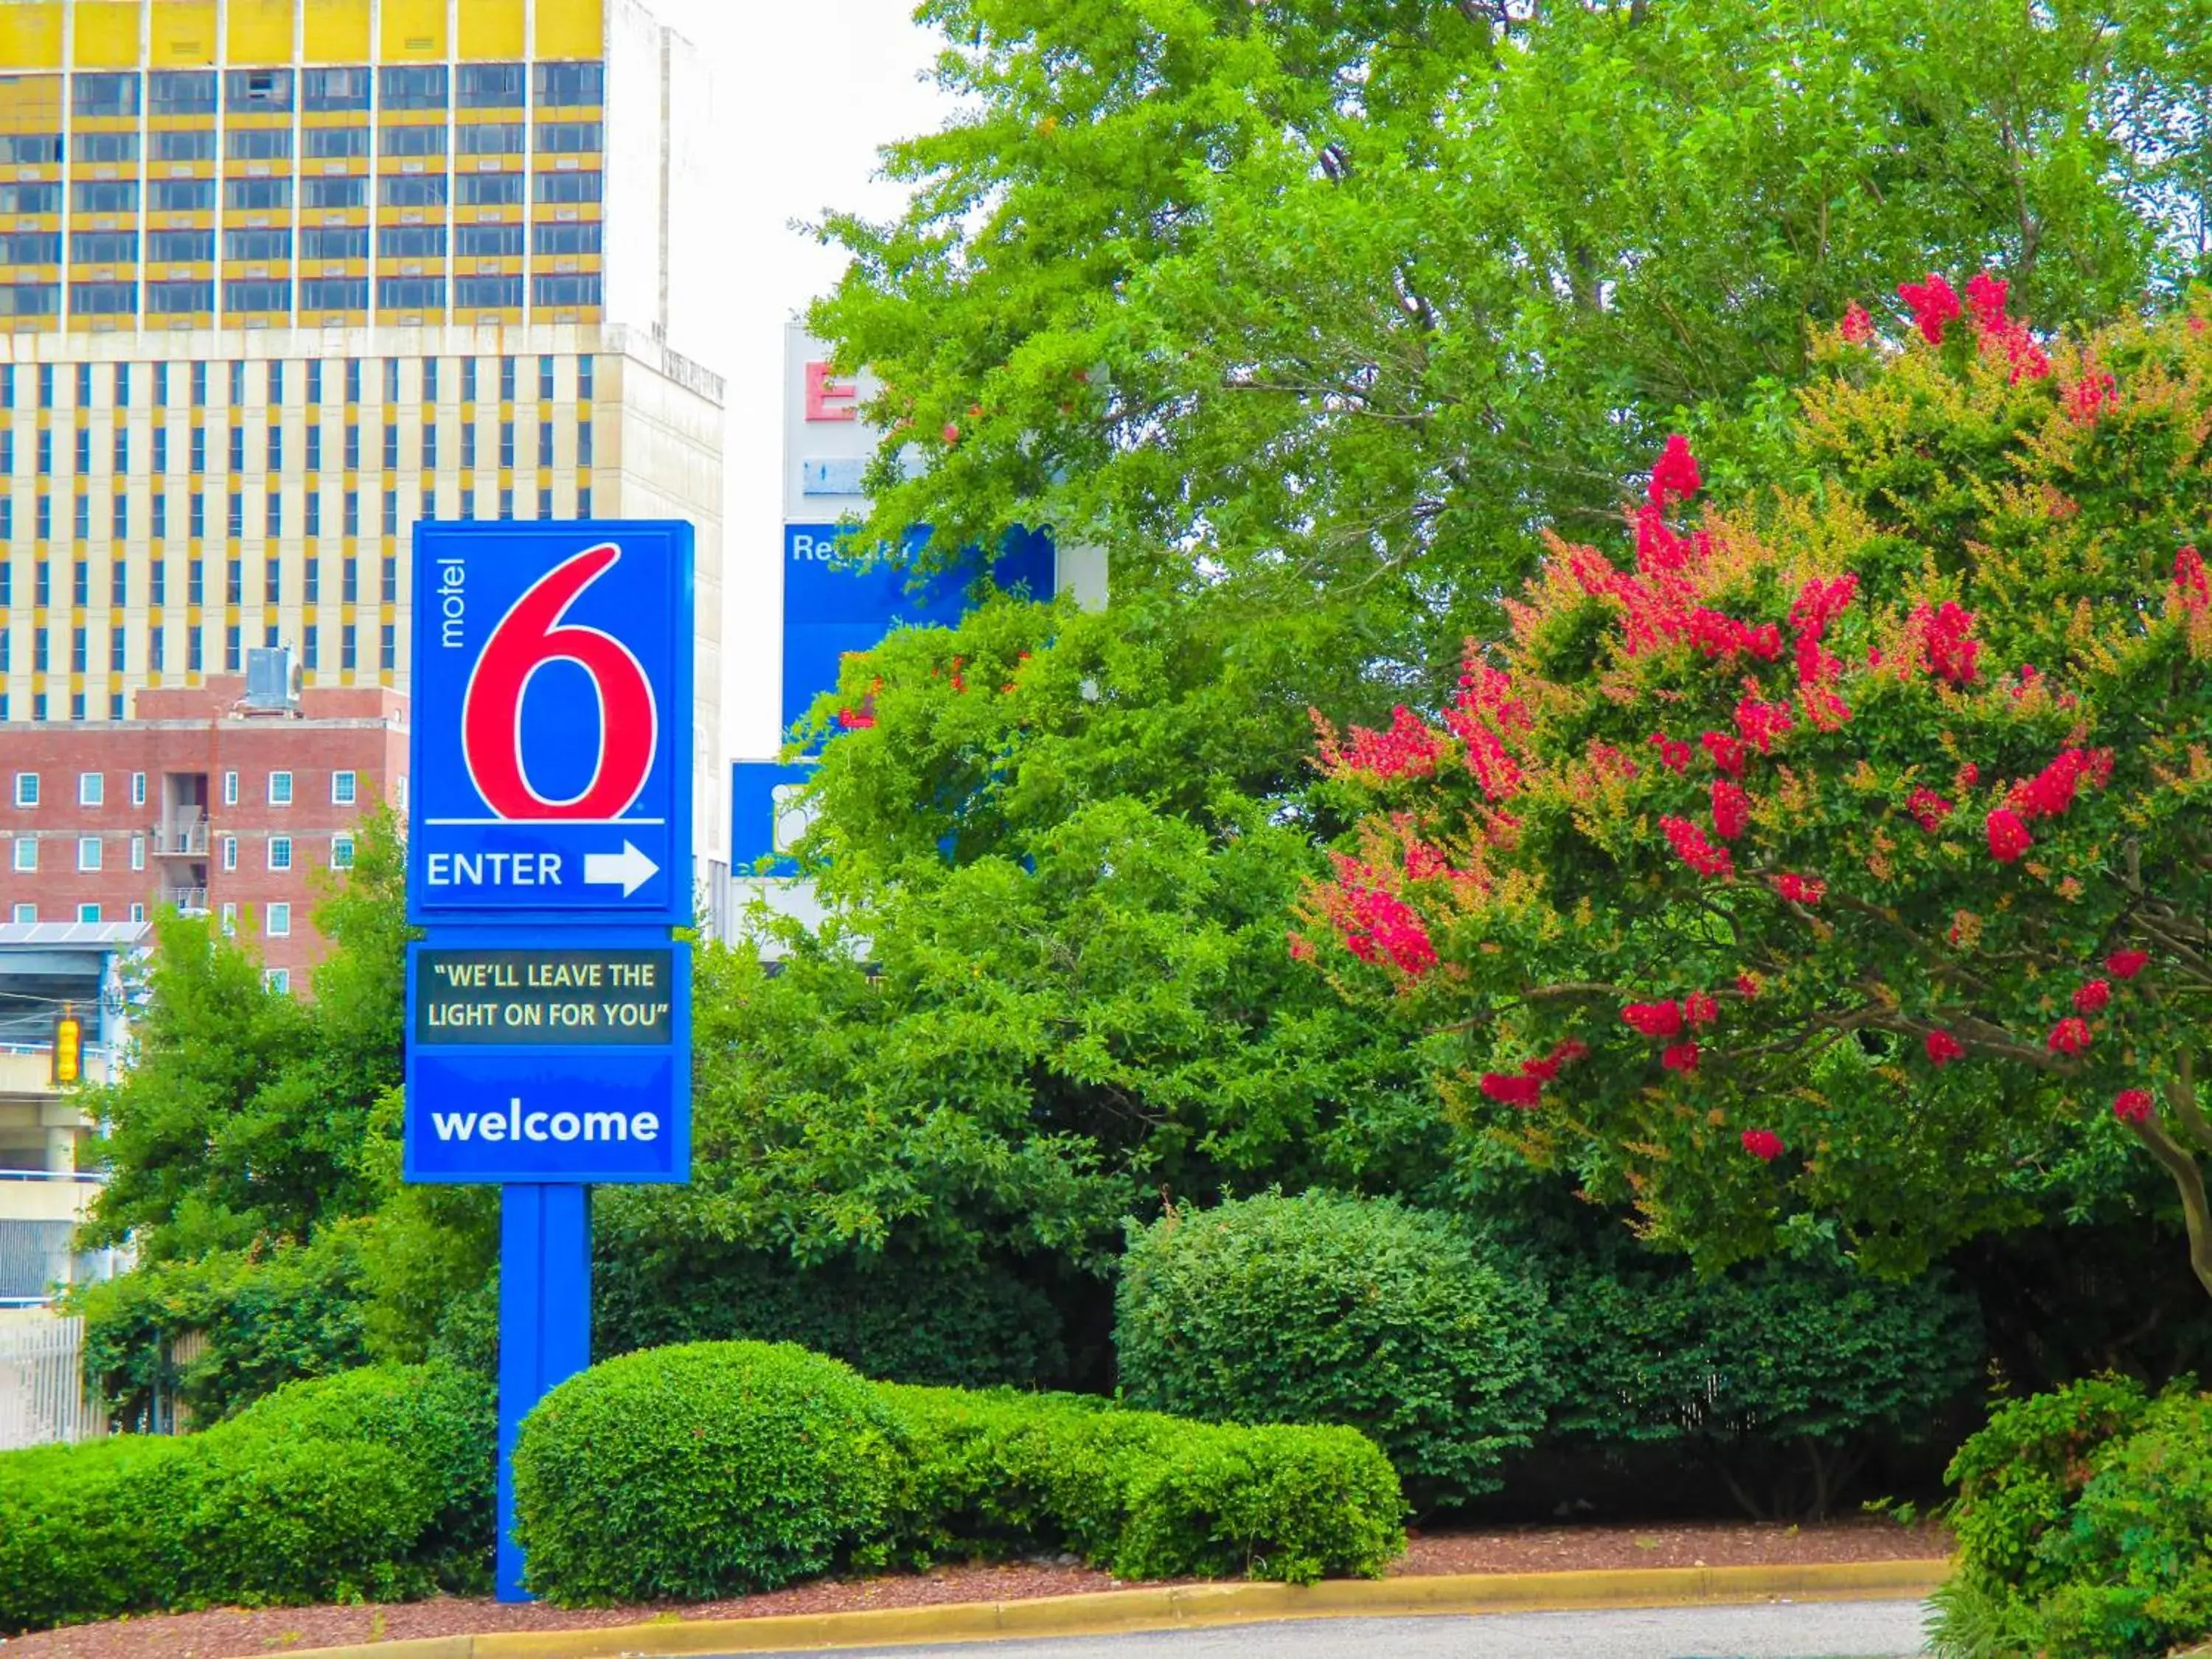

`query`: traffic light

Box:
[51,1012,80,1085]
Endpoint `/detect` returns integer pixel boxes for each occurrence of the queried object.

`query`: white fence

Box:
[0,1318,105,1450]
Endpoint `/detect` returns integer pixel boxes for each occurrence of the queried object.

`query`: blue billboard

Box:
[408,521,695,928]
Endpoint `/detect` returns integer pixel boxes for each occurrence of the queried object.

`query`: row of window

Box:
[0,122,602,168]
[16,62,603,119]
[0,167,607,218]
[3,552,401,608]
[1,271,598,316]
[1,417,594,479]
[0,479,595,543]
[12,835,331,885]
[0,619,398,678]
[4,221,602,265]
[0,355,591,409]
[11,768,359,809]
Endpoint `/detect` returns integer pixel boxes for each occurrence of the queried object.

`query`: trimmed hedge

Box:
[1116,1192,1548,1506]
[0,1363,493,1635]
[512,1342,908,1603]
[1933,1376,2212,1658]
[512,1342,1405,1605]
[880,1382,1405,1585]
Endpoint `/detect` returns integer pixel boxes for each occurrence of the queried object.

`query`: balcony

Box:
[151,818,209,857]
[164,887,208,914]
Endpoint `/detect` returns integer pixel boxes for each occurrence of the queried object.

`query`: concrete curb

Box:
[288,1558,1952,1657]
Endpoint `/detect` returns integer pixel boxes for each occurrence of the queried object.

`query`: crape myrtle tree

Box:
[1301,281,2212,1292]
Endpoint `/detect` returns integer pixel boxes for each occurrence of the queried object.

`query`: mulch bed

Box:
[0,1520,1952,1659]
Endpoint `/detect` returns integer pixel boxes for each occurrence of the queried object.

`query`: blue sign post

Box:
[403,521,694,1601]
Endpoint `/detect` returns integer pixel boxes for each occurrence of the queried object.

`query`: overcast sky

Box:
[647,0,950,764]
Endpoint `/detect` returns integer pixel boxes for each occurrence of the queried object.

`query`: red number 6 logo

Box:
[462,543,658,821]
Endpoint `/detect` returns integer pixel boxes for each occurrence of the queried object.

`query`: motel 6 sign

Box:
[408,521,694,928]
[403,520,695,1187]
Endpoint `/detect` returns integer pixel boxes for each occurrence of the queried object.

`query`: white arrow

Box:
[583,841,658,897]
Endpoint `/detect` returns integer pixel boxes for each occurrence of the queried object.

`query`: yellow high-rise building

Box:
[0,0,726,905]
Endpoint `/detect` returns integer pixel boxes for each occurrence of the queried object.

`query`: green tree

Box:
[1303,284,2212,1291]
[80,808,410,1260]
[815,0,2208,688]
[611,597,1450,1354]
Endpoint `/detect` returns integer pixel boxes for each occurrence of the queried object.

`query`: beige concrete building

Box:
[0,0,728,902]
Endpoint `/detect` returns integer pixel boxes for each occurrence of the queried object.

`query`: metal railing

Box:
[164,886,209,913]
[152,818,209,856]
[0,1318,105,1450]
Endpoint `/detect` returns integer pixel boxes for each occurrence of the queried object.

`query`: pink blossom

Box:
[1480,1072,1544,1108]
[1735,695,1795,754]
[2114,1089,2154,1124]
[1648,434,1703,509]
[1840,302,1874,344]
[1683,992,1720,1026]
[2073,980,2112,1015]
[1622,1001,1685,1038]
[1773,873,1826,906]
[1906,787,1953,832]
[1701,731,1747,778]
[1661,1041,1701,1073]
[1912,600,1980,684]
[1648,732,1693,774]
[1711,779,1750,841]
[1661,815,1735,879]
[2107,950,2150,981]
[1741,1128,1785,1161]
[1897,273,1962,345]
[2048,1017,2093,1056]
[1926,1030,1966,1066]
[1986,808,2033,863]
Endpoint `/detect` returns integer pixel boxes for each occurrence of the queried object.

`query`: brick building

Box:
[0,675,402,986]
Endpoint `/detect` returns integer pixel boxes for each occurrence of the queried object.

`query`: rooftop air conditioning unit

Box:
[243,646,302,711]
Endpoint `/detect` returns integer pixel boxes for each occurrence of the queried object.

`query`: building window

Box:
[383,490,397,537]
[331,832,355,869]
[110,626,125,672]
[10,839,33,872]
[380,624,396,671]
[532,61,605,105]
[77,902,100,923]
[221,836,237,871]
[538,423,553,467]
[462,424,477,469]
[131,773,145,807]
[12,773,35,807]
[303,67,371,112]
[266,902,292,939]
[9,903,29,923]
[538,355,556,400]
[499,421,515,467]
[268,771,293,807]
[383,425,399,469]
[379,64,450,111]
[424,360,439,401]
[268,837,292,872]
[224,68,296,111]
[130,902,145,922]
[78,773,102,807]
[380,123,448,158]
[500,358,517,402]
[459,63,525,107]
[342,625,357,670]
[265,555,282,602]
[77,836,101,872]
[223,771,239,807]
[265,966,291,993]
[226,625,241,672]
[130,835,144,871]
[578,421,593,467]
[580,357,594,400]
[220,902,237,935]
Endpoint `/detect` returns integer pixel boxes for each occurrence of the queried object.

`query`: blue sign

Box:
[780,524,1053,732]
[402,936,691,1184]
[408,521,695,928]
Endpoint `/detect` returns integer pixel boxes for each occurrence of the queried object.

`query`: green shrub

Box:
[511,1342,908,1604]
[0,1363,489,1634]
[1116,1192,1547,1506]
[1543,1248,1985,1518]
[1934,1377,2212,1658]
[592,1234,1068,1388]
[71,1225,372,1427]
[880,1382,1404,1585]
[227,1361,497,1585]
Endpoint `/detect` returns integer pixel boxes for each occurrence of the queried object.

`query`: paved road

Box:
[731,1598,1934,1658]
